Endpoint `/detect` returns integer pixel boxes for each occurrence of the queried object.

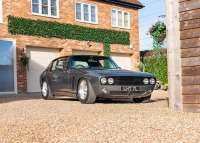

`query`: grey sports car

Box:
[40,55,156,104]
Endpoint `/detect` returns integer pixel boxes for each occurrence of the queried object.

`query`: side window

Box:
[51,60,57,71]
[111,9,130,29]
[31,0,58,17]
[75,2,98,24]
[57,58,66,66]
[0,0,2,23]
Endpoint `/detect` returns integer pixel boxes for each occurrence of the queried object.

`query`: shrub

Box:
[144,57,168,84]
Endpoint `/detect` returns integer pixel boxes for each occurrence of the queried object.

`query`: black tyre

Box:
[133,95,151,103]
[41,80,54,100]
[77,78,96,104]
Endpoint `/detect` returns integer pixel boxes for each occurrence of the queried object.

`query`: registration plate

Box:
[121,86,140,91]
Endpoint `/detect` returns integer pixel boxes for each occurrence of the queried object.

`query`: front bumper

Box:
[95,85,155,99]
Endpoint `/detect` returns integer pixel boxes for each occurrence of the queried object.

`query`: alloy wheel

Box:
[78,80,88,100]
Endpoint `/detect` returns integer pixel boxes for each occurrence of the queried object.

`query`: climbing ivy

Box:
[8,16,130,50]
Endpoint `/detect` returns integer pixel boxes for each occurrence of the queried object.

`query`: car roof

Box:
[53,55,109,61]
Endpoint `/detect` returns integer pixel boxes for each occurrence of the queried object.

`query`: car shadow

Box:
[0,93,42,104]
[58,97,168,104]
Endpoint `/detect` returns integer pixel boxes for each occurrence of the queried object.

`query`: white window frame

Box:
[31,0,59,18]
[0,38,17,94]
[75,1,98,24]
[0,0,2,23]
[111,8,130,29]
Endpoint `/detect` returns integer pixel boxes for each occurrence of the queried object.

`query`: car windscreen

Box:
[70,56,119,69]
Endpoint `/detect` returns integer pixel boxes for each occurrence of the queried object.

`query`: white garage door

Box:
[72,49,99,55]
[27,47,60,92]
[111,53,131,70]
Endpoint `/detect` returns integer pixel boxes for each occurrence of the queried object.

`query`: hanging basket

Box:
[158,34,166,42]
[20,55,29,68]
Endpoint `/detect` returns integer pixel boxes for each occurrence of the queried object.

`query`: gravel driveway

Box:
[0,90,200,143]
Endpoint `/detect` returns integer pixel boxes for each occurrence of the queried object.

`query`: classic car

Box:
[40,55,156,104]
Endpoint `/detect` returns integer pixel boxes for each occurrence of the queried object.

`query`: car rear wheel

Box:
[41,80,54,100]
[77,78,96,104]
[132,95,151,103]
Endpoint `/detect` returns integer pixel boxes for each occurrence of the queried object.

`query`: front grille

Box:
[113,76,143,85]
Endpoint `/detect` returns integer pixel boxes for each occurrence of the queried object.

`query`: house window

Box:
[0,0,2,23]
[31,0,58,17]
[76,2,98,24]
[111,9,130,29]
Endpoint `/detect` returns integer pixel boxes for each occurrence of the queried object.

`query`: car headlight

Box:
[150,78,155,84]
[100,77,107,84]
[108,78,114,84]
[143,78,149,84]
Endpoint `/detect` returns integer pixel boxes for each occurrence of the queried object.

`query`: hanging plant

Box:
[146,21,166,58]
[146,21,166,42]
[20,49,30,69]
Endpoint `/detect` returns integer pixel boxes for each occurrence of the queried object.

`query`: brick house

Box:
[0,0,143,94]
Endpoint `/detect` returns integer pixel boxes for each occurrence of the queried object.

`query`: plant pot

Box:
[161,85,168,91]
[158,34,166,42]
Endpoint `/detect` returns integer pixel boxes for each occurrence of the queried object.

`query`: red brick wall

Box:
[0,0,140,93]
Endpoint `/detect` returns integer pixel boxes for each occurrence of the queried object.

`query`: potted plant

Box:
[20,49,30,69]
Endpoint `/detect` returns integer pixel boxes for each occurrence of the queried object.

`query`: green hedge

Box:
[8,15,130,45]
[144,57,168,84]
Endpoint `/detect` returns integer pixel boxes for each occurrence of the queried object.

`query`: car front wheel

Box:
[132,95,151,103]
[41,80,54,100]
[77,78,96,104]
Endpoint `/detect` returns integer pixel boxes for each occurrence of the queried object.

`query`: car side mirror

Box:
[55,65,64,70]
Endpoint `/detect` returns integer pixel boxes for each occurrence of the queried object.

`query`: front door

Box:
[0,39,16,93]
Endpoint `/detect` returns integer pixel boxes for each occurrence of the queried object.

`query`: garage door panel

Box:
[111,53,131,70]
[27,80,41,93]
[72,50,98,55]
[27,47,59,93]
[27,70,43,77]
[29,61,51,69]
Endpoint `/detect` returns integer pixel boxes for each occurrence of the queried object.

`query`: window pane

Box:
[83,4,89,21]
[32,0,39,13]
[118,11,122,27]
[91,6,96,22]
[111,10,116,26]
[51,0,57,16]
[42,0,48,5]
[76,3,81,20]
[91,6,95,14]
[42,0,48,14]
[42,6,48,14]
[32,0,38,4]
[32,4,39,13]
[51,0,56,7]
[91,14,96,22]
[51,7,57,16]
[124,12,129,27]
[51,60,57,71]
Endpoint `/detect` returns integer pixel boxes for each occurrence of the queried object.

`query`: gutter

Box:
[103,0,145,9]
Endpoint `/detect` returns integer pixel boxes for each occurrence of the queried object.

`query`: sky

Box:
[138,0,166,51]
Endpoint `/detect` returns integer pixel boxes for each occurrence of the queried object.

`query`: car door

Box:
[47,58,65,93]
[57,57,69,93]
[46,59,59,92]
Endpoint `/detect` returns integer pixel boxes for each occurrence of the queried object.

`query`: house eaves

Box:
[99,0,144,9]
